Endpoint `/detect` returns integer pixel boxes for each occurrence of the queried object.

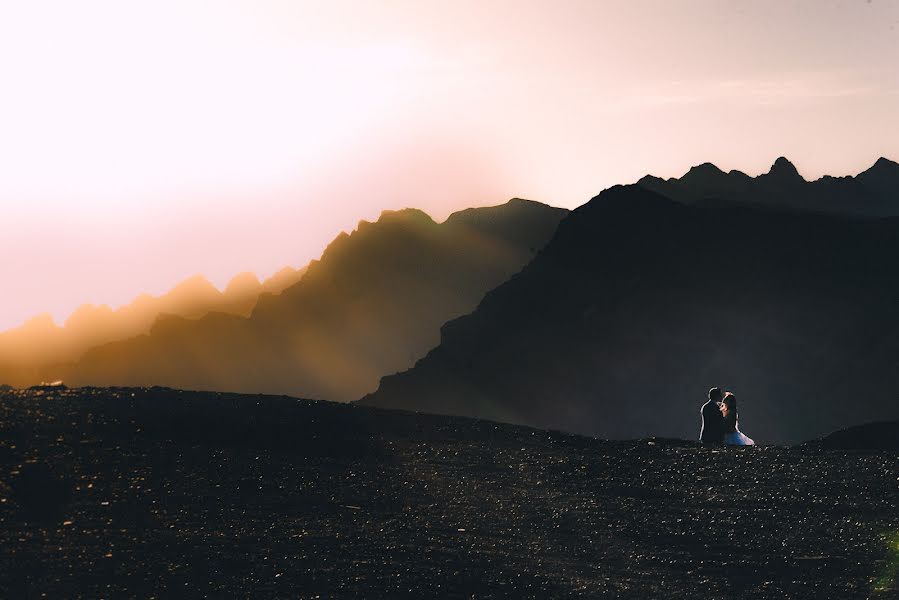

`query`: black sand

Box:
[0,387,896,598]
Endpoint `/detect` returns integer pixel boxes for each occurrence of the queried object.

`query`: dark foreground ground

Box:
[0,387,896,599]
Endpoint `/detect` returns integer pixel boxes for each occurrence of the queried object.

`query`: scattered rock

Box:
[0,386,894,598]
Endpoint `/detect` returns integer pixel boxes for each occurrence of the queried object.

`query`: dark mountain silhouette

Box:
[362,184,899,443]
[0,268,306,388]
[55,199,567,400]
[637,156,899,216]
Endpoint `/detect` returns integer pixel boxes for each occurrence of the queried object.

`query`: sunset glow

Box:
[2,0,898,330]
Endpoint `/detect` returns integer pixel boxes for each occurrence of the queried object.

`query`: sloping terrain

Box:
[363,185,899,443]
[815,421,899,451]
[62,199,567,400]
[0,387,895,599]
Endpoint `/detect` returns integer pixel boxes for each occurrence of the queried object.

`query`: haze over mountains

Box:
[0,267,306,387]
[42,200,566,400]
[3,158,898,443]
[363,158,899,443]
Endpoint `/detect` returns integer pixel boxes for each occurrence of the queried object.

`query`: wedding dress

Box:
[723,425,755,446]
[722,406,754,445]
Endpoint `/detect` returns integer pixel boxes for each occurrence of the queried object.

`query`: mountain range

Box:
[638,156,899,216]
[42,199,567,400]
[0,267,306,387]
[4,157,898,443]
[362,161,899,443]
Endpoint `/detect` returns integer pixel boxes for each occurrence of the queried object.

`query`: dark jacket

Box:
[700,400,724,443]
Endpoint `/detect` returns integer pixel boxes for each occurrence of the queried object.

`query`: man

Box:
[700,387,725,444]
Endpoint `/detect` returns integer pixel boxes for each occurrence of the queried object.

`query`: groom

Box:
[699,387,725,444]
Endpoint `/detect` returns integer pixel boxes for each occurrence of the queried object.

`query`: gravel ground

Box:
[0,386,896,599]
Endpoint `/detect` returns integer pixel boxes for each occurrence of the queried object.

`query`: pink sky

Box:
[2,0,898,331]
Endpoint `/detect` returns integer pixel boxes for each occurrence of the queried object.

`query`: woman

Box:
[721,392,755,446]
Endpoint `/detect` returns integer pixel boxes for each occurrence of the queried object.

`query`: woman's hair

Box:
[722,392,737,418]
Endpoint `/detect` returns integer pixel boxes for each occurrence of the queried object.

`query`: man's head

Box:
[708,387,723,403]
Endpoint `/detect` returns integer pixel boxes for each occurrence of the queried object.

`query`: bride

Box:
[721,392,755,446]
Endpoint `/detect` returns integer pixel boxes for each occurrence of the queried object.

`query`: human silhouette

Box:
[721,392,755,445]
[700,387,725,444]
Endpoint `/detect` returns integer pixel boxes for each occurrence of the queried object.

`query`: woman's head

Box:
[722,391,736,413]
[721,392,737,417]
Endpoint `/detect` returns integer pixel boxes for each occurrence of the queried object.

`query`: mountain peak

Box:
[636,174,666,186]
[166,275,221,303]
[172,274,216,291]
[686,162,726,177]
[376,208,435,225]
[766,157,804,182]
[866,156,899,173]
[506,197,544,207]
[676,163,732,189]
[64,303,114,329]
[225,272,262,295]
[856,156,899,191]
[352,209,436,236]
[22,313,59,331]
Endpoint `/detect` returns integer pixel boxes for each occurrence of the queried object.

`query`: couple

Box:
[699,387,755,445]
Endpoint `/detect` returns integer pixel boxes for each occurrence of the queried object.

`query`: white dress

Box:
[723,426,755,446]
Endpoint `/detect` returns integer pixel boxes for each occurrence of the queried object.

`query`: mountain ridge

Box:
[362,184,899,443]
[0,267,307,386]
[637,156,899,216]
[50,198,568,400]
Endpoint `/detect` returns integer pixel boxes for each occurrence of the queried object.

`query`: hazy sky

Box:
[2,0,898,331]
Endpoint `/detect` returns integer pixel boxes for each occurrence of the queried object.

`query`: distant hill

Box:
[362,185,899,444]
[813,421,899,451]
[0,268,306,387]
[637,156,899,216]
[58,199,567,400]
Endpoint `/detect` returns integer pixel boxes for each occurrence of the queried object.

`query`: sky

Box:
[1,0,898,331]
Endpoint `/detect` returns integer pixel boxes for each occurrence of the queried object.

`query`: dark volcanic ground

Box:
[0,387,896,599]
